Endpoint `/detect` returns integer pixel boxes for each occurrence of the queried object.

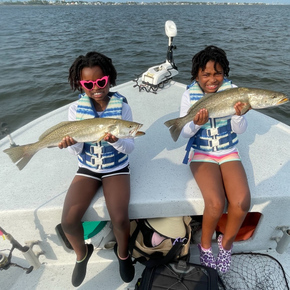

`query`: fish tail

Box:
[3,143,38,170]
[164,117,184,142]
[164,118,176,128]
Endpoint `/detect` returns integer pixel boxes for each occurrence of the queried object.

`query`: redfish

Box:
[164,87,288,141]
[4,118,144,170]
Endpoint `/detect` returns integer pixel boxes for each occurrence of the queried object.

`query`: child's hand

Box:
[104,133,118,143]
[194,108,209,125]
[58,136,77,149]
[234,102,251,116]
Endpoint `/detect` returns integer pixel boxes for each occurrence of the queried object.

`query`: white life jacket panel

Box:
[76,92,128,169]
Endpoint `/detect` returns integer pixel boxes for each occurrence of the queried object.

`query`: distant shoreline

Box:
[0,1,287,6]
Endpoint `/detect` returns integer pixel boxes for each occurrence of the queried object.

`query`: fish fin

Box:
[240,103,251,115]
[39,121,72,140]
[4,145,27,163]
[15,154,35,170]
[97,134,106,142]
[164,117,184,142]
[3,143,38,170]
[97,124,118,142]
[164,118,177,128]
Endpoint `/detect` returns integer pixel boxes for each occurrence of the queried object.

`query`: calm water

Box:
[0,4,290,134]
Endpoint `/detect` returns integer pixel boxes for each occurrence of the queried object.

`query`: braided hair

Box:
[68,51,117,92]
[191,46,230,81]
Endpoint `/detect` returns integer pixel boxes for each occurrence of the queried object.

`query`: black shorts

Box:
[76,165,130,181]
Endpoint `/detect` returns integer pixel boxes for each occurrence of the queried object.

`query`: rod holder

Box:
[274,227,290,254]
[22,248,41,270]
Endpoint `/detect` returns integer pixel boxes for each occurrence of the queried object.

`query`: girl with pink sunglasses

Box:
[58,51,135,287]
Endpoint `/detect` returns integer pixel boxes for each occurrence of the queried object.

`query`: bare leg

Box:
[190,162,226,249]
[102,173,134,282]
[220,161,251,250]
[102,174,130,258]
[61,175,101,260]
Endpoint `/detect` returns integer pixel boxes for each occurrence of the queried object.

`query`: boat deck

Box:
[1,80,290,289]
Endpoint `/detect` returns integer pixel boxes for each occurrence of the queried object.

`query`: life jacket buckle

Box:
[210,138,220,148]
[206,127,219,136]
[90,145,103,155]
[90,157,103,168]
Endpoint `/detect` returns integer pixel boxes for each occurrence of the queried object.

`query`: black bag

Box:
[135,260,223,290]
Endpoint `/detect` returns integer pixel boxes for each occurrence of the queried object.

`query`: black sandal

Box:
[72,244,94,287]
[114,243,135,283]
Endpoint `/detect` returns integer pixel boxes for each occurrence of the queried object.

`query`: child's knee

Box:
[231,198,250,213]
[205,200,225,218]
[61,216,79,232]
[241,199,251,213]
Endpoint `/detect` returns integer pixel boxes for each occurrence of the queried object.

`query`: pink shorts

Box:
[190,150,241,165]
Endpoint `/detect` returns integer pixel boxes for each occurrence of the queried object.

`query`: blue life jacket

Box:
[183,80,238,164]
[76,92,128,170]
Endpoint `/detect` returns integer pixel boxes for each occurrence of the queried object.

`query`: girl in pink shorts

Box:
[180,46,251,273]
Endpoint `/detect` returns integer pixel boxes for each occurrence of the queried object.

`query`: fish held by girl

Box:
[3,118,145,170]
[164,87,288,142]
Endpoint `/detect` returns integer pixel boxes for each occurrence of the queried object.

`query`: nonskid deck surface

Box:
[0,245,145,290]
[1,80,290,289]
[1,241,290,290]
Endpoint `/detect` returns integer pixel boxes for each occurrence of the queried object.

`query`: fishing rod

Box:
[0,226,41,273]
[0,122,17,147]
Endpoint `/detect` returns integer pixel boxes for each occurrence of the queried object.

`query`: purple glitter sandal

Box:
[198,243,217,269]
[216,234,232,273]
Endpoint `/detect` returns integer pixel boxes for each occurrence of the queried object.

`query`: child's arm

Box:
[231,115,248,134]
